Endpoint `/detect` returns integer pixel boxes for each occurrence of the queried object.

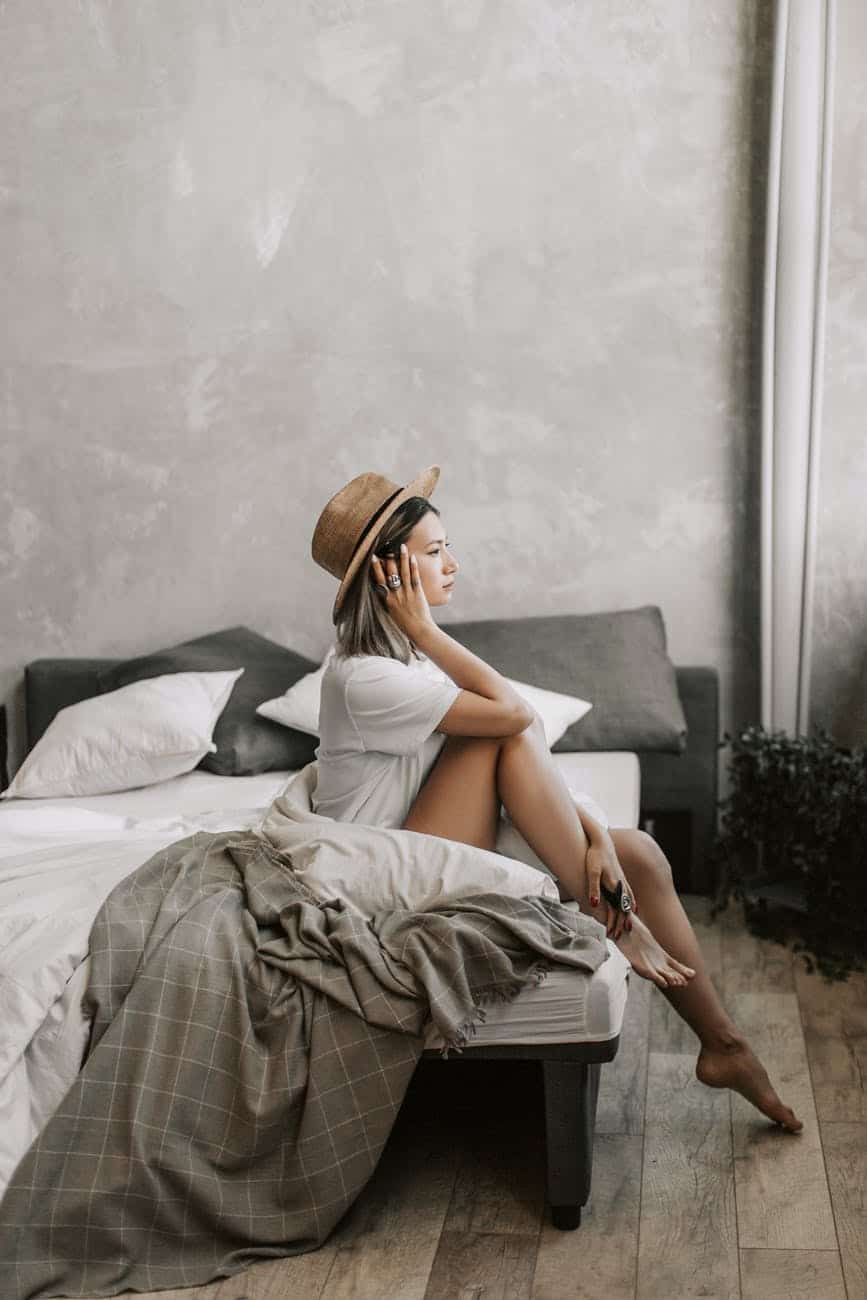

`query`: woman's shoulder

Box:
[327,651,419,683]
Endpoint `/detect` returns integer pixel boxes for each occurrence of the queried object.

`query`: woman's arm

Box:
[370,545,533,737]
[413,623,534,735]
[575,803,611,848]
[575,803,635,940]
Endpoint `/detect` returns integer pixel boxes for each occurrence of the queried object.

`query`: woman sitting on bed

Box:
[310,464,802,1134]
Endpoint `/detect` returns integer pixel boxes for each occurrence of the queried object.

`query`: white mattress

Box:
[424,925,632,1050]
[0,751,640,829]
[0,753,638,1197]
[543,751,640,831]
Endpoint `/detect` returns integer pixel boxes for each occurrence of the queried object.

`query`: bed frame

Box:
[12,658,719,1229]
[420,1038,618,1229]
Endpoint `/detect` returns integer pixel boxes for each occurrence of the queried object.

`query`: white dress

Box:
[312,651,461,829]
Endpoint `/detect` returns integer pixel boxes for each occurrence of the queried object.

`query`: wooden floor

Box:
[130,897,866,1300]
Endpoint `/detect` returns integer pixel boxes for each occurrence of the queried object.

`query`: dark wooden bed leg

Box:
[542,1059,601,1230]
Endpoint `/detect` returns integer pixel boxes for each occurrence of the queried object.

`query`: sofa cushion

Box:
[446,605,687,753]
[97,627,319,775]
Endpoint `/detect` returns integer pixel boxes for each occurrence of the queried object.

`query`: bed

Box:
[0,610,718,1255]
[0,752,636,1225]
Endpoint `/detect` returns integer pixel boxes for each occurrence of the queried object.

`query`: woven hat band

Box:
[343,486,403,573]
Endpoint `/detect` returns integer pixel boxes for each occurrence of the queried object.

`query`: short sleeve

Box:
[345,658,460,756]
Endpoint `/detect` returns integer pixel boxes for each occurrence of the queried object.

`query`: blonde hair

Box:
[334,497,440,663]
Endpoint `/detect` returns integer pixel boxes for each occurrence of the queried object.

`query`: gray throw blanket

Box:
[0,828,607,1300]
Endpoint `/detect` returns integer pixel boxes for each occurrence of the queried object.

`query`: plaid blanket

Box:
[0,828,607,1300]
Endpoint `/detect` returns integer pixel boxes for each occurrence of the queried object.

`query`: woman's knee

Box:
[440,708,542,758]
[439,732,504,759]
[617,828,674,888]
[500,709,546,749]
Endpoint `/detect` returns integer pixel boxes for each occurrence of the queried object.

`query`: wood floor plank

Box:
[424,1231,539,1300]
[637,1052,738,1300]
[320,1102,461,1300]
[820,1120,867,1300]
[596,973,651,1135]
[718,902,795,1000]
[794,964,867,1122]
[531,1134,642,1300]
[115,1244,337,1300]
[441,1134,546,1237]
[739,1248,846,1298]
[728,991,836,1250]
[212,1251,337,1299]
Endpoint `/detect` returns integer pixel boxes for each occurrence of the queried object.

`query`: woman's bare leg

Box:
[494,718,695,987]
[608,828,740,1044]
[608,828,801,1131]
[405,720,694,987]
[406,723,802,1131]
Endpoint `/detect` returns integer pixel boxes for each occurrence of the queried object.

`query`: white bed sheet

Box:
[0,768,294,827]
[0,753,639,1199]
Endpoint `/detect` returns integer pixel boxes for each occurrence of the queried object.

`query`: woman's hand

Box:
[370,543,435,641]
[585,840,636,942]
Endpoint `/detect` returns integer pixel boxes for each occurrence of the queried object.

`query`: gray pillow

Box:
[96,626,319,775]
[446,606,687,753]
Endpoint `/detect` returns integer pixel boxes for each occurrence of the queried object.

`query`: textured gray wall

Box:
[809,0,867,746]
[0,0,796,773]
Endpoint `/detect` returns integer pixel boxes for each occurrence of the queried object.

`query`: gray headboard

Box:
[638,667,719,894]
[18,657,720,894]
[24,658,118,751]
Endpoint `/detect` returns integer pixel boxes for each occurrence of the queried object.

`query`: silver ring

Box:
[386,573,402,589]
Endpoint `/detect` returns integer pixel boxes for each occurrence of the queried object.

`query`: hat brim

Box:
[332,465,441,623]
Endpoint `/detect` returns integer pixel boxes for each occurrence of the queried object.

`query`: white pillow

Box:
[2,669,244,800]
[261,763,563,916]
[500,675,592,747]
[256,648,591,747]
[256,645,336,736]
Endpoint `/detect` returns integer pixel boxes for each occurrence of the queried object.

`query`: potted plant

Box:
[711,724,867,981]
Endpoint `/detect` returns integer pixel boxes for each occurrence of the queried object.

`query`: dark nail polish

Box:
[590,896,599,908]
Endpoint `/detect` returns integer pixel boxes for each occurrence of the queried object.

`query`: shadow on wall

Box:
[833,643,867,747]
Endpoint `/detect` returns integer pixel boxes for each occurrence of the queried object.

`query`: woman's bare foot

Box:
[616,915,696,989]
[696,1040,803,1132]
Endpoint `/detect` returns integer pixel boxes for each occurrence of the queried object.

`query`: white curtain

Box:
[761,0,836,735]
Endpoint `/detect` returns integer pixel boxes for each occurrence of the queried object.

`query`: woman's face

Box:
[406,512,459,606]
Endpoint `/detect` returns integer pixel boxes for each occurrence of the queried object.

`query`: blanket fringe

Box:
[437,958,551,1058]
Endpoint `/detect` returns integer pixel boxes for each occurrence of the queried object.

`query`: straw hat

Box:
[312,465,441,622]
